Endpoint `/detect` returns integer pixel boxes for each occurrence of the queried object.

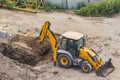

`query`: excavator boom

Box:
[37,21,57,65]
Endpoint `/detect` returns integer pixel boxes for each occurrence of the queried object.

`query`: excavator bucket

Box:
[96,59,115,77]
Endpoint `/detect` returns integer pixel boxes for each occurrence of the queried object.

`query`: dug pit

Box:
[0,34,51,66]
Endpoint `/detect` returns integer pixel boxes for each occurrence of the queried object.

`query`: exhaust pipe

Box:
[96,58,115,77]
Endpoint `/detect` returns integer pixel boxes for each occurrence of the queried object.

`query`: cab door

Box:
[66,39,79,58]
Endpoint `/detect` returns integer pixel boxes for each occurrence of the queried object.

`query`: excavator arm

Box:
[37,21,57,65]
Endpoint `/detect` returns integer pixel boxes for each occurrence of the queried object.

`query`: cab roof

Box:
[62,31,85,40]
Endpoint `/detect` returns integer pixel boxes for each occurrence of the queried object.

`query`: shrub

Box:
[79,3,99,16]
[44,2,63,11]
[77,0,120,17]
[6,1,16,9]
[77,2,86,9]
[98,0,120,16]
[44,6,52,12]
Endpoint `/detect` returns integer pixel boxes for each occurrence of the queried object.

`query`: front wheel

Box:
[57,54,72,68]
[81,62,92,73]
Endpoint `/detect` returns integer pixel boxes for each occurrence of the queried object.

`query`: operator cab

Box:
[59,31,86,58]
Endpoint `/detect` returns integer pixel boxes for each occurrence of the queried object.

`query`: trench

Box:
[0,34,51,66]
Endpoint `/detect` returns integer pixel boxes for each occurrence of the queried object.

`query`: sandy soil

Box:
[0,9,120,80]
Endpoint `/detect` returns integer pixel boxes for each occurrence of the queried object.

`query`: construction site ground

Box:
[0,9,120,80]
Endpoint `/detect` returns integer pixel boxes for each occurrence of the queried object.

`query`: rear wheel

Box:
[57,54,72,68]
[81,62,92,73]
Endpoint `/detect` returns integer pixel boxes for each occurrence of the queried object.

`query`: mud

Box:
[0,34,51,66]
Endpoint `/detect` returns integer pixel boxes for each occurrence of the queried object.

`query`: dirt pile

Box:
[0,34,51,66]
[0,53,39,80]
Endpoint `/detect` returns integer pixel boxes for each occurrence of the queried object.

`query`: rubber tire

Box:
[57,54,72,68]
[81,62,92,73]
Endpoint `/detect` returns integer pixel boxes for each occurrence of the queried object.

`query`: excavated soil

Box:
[0,34,51,66]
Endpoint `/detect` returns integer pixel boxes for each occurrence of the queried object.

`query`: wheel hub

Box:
[60,57,68,65]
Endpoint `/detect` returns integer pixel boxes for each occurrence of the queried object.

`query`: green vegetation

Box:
[1,0,120,16]
[76,0,120,16]
[6,1,16,9]
[44,2,63,12]
[77,2,86,9]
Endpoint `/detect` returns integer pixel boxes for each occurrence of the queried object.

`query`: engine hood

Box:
[80,47,96,57]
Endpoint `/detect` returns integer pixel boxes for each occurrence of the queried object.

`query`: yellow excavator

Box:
[37,21,115,77]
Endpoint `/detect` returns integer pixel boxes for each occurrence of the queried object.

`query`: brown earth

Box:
[0,9,120,80]
[0,34,51,66]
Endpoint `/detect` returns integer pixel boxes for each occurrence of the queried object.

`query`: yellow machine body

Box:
[37,21,115,77]
[80,47,104,70]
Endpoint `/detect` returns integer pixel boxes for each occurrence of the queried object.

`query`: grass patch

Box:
[75,0,120,17]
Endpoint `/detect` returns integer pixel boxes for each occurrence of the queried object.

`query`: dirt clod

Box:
[53,71,59,75]
[112,50,120,58]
